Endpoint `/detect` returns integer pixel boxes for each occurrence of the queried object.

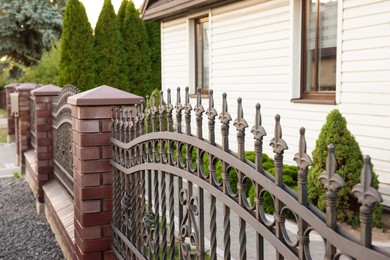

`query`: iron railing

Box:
[52,85,79,197]
[110,87,389,260]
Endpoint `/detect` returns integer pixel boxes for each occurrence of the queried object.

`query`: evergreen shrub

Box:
[308,109,382,227]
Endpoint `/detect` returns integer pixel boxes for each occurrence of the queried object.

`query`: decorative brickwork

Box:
[4,83,18,142]
[15,83,40,167]
[30,85,62,203]
[68,85,143,260]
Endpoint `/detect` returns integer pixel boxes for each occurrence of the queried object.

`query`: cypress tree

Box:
[145,21,161,91]
[59,0,95,90]
[118,0,152,97]
[94,0,127,90]
[308,109,382,227]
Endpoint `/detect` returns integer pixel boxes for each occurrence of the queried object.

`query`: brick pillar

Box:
[15,83,40,169]
[31,85,61,211]
[68,85,143,260]
[5,83,19,143]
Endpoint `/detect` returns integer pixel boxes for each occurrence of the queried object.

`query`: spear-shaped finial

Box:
[233,97,248,132]
[293,128,312,170]
[269,115,288,154]
[206,90,217,120]
[219,93,232,124]
[319,144,345,192]
[194,87,205,116]
[251,103,266,141]
[175,87,183,112]
[352,156,382,207]
[159,91,165,114]
[184,86,192,114]
[166,88,174,113]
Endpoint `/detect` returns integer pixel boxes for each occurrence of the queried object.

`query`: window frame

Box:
[300,0,337,101]
[194,16,210,94]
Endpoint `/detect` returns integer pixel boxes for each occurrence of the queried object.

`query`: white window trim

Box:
[290,0,343,103]
[187,11,211,95]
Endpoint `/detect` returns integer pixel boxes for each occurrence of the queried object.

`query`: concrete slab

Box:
[0,142,19,178]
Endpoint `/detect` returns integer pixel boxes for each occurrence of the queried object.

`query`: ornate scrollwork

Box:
[143,212,158,254]
[179,189,200,257]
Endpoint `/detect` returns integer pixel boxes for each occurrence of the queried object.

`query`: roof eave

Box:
[142,0,237,21]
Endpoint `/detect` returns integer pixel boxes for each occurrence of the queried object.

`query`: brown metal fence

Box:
[0,90,6,110]
[110,87,389,259]
[52,85,80,197]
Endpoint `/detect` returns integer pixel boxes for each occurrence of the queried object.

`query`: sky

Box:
[80,0,144,29]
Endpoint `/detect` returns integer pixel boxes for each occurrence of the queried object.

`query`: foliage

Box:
[209,150,299,218]
[0,0,63,66]
[247,153,298,218]
[59,0,95,90]
[118,0,151,96]
[308,109,382,227]
[18,43,61,85]
[13,171,20,179]
[145,21,161,90]
[94,0,126,90]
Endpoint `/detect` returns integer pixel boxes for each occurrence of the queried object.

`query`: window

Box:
[195,17,209,93]
[302,0,338,100]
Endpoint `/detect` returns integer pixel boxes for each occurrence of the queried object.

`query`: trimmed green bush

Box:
[308,109,382,227]
[145,21,161,90]
[59,0,95,90]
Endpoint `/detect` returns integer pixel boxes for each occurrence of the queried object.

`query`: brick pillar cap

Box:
[16,83,40,91]
[5,83,19,89]
[68,85,144,106]
[32,84,62,96]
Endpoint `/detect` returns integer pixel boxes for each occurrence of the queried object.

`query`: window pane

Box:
[304,0,337,95]
[195,18,209,91]
[203,21,209,90]
[305,0,317,92]
[319,0,337,91]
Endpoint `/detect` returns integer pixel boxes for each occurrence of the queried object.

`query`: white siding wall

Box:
[161,18,188,90]
[160,0,390,207]
[340,0,390,206]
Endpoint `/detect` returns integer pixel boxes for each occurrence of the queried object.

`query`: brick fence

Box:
[7,84,143,260]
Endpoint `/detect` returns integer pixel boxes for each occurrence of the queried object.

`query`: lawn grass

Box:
[0,109,6,118]
[0,128,7,143]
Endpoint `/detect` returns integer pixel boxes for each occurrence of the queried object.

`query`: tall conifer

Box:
[145,21,161,91]
[118,0,152,96]
[94,0,126,90]
[59,0,95,90]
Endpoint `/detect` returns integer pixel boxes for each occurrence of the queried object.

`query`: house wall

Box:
[160,0,390,207]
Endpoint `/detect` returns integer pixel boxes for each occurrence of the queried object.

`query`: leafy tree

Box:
[94,0,126,90]
[59,0,95,90]
[145,21,161,90]
[18,43,61,85]
[308,109,382,227]
[0,0,63,66]
[118,0,151,96]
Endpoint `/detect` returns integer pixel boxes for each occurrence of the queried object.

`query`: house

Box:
[141,0,390,210]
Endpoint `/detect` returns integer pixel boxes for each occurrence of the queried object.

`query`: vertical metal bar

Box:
[352,156,382,248]
[165,89,176,259]
[270,115,288,260]
[206,90,218,260]
[318,144,345,260]
[159,91,168,259]
[219,92,232,260]
[293,128,312,260]
[251,103,266,260]
[194,87,205,259]
[175,88,184,260]
[233,98,248,260]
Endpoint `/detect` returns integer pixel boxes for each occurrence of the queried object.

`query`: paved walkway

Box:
[0,117,19,178]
